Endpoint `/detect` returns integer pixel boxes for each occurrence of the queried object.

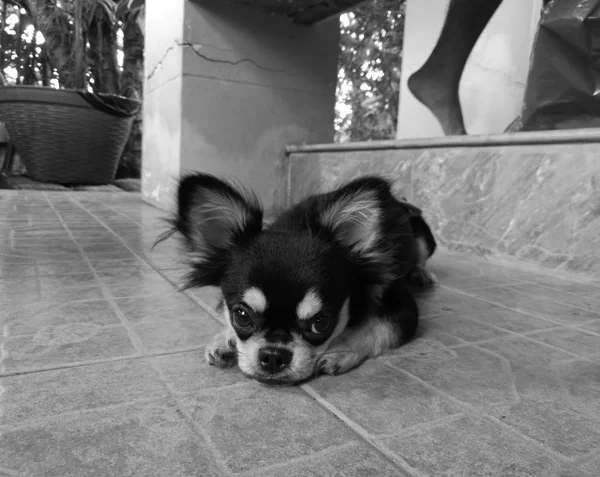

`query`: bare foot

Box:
[407,0,503,136]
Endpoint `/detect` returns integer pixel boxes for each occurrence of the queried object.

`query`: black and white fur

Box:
[162,173,436,385]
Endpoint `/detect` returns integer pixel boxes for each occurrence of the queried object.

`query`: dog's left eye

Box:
[310,315,332,335]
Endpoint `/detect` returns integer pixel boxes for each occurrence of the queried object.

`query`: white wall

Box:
[397,0,542,139]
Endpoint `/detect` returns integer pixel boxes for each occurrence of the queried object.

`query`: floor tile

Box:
[39,285,105,303]
[546,293,600,313]
[90,258,153,280]
[387,338,460,363]
[526,328,600,357]
[486,363,600,458]
[499,399,600,458]
[2,190,599,477]
[37,272,99,293]
[512,278,600,296]
[478,336,575,369]
[558,456,600,477]
[79,243,133,255]
[514,299,600,324]
[423,314,510,343]
[428,256,508,279]
[146,253,187,270]
[84,250,139,261]
[378,416,560,477]
[579,319,600,334]
[1,325,138,374]
[132,317,221,354]
[180,384,359,474]
[0,359,168,426]
[242,442,409,477]
[103,273,180,298]
[0,262,37,277]
[463,307,557,333]
[413,320,464,346]
[388,346,516,408]
[429,257,521,290]
[114,293,205,323]
[439,273,521,290]
[185,286,223,312]
[466,285,542,306]
[36,261,92,276]
[150,350,246,393]
[156,268,189,287]
[0,277,39,300]
[415,287,501,318]
[308,360,464,436]
[0,399,224,477]
[3,299,120,337]
[5,250,83,262]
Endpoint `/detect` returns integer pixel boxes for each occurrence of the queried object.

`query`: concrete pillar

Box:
[396,0,542,139]
[141,0,186,211]
[142,0,340,213]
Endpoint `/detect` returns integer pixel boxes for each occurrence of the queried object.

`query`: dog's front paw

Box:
[205,331,237,368]
[317,351,361,376]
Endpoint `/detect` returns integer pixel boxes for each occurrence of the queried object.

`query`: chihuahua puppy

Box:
[163,173,436,385]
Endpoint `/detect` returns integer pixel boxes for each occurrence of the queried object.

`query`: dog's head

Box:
[169,173,401,384]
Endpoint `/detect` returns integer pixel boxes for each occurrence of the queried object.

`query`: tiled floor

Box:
[1,190,599,477]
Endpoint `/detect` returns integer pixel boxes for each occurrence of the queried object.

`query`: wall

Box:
[397,0,542,139]
[141,0,186,210]
[287,133,600,279]
[142,0,340,213]
[179,1,339,214]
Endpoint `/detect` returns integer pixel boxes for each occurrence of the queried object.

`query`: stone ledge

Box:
[285,128,600,154]
[287,140,600,280]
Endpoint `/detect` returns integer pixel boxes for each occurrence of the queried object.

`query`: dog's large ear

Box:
[317,176,389,256]
[174,173,263,285]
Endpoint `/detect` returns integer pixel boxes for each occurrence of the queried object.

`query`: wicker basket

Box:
[0,86,140,185]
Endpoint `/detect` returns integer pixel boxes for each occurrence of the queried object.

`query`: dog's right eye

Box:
[231,305,254,330]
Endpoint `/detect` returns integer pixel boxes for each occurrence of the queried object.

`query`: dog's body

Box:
[163,173,436,385]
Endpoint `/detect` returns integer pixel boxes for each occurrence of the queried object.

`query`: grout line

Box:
[383,360,512,418]
[147,360,235,476]
[372,412,468,440]
[80,190,168,229]
[7,321,126,340]
[233,442,362,477]
[78,192,147,228]
[443,322,597,363]
[43,192,146,355]
[300,384,421,477]
[433,248,600,286]
[0,396,166,432]
[383,361,569,464]
[4,308,225,340]
[0,342,220,379]
[508,280,600,297]
[440,283,600,331]
[64,193,225,327]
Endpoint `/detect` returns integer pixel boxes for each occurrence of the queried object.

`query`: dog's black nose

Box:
[258,346,292,374]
